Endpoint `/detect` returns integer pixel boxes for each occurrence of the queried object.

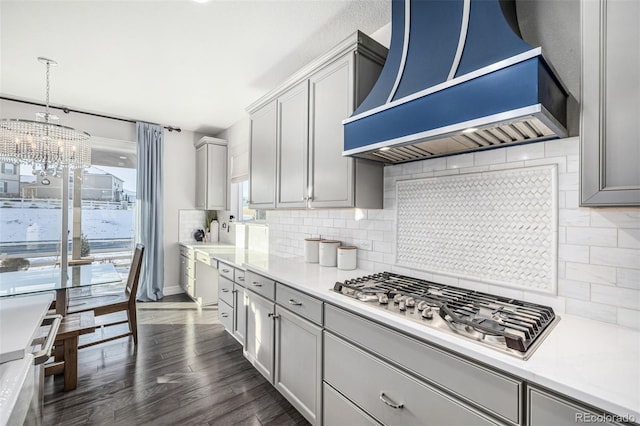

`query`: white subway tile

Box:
[591,284,640,310]
[544,137,579,157]
[474,149,506,165]
[317,210,329,218]
[486,285,524,300]
[458,165,490,174]
[566,227,617,247]
[447,153,474,169]
[558,279,591,301]
[619,228,640,249]
[384,231,395,242]
[566,262,616,285]
[457,278,490,293]
[565,191,580,209]
[558,172,579,192]
[617,308,640,330]
[433,169,460,177]
[522,291,565,314]
[373,241,393,254]
[617,268,640,290]
[367,251,385,263]
[354,239,373,251]
[525,157,566,173]
[385,164,403,177]
[402,161,424,175]
[367,210,385,220]
[566,299,617,324]
[422,157,447,172]
[558,227,566,244]
[506,143,545,162]
[357,260,374,271]
[368,230,384,241]
[590,246,640,269]
[352,229,368,240]
[557,191,566,209]
[383,253,395,264]
[567,154,579,173]
[333,219,346,228]
[559,209,591,227]
[590,209,640,229]
[489,161,525,171]
[558,244,590,263]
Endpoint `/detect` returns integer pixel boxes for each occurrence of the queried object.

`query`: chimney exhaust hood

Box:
[343,0,568,164]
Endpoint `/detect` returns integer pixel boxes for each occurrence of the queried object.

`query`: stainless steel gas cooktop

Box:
[332,272,560,360]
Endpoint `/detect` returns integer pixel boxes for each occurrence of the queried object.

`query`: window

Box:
[230,180,264,221]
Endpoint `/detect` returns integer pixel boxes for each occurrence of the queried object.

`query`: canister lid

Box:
[337,246,357,250]
[320,240,340,244]
[304,238,323,241]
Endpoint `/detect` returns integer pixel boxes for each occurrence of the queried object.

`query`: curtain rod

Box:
[0,95,182,133]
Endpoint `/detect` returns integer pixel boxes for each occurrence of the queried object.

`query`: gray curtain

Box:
[136,122,164,301]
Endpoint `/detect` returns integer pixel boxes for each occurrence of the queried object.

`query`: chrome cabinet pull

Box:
[379,392,404,409]
[251,281,262,287]
[288,299,302,306]
[221,288,229,293]
[220,313,229,318]
[267,312,280,320]
[238,276,245,282]
[222,269,230,273]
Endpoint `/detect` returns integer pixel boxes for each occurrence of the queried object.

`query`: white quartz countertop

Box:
[234,253,640,421]
[0,293,54,364]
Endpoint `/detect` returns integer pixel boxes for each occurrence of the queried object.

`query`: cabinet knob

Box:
[379,392,404,409]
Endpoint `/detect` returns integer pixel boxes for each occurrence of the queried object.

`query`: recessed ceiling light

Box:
[380,147,391,151]
[462,127,478,134]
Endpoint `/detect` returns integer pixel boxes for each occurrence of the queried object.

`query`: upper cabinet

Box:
[195,136,228,210]
[581,0,640,206]
[247,31,388,210]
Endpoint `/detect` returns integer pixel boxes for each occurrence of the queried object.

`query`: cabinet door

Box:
[179,255,187,290]
[274,306,322,425]
[277,81,309,208]
[581,0,640,206]
[195,145,207,209]
[244,291,275,382]
[249,101,277,209]
[232,284,246,345]
[309,54,355,208]
[205,143,227,210]
[527,387,620,426]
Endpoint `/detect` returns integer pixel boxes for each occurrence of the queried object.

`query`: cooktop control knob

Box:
[399,300,406,311]
[416,300,429,311]
[421,307,433,320]
[405,297,415,308]
[378,294,389,304]
[393,294,404,304]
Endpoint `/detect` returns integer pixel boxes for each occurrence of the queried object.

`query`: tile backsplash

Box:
[178,210,205,243]
[266,137,640,330]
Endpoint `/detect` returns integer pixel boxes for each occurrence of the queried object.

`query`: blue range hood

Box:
[343,0,568,164]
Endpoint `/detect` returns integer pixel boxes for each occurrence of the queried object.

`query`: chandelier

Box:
[0,57,91,175]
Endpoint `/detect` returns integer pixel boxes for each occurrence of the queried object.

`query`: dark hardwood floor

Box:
[43,294,309,426]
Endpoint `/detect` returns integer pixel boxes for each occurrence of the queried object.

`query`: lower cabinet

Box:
[324,332,501,426]
[232,283,246,345]
[274,306,322,425]
[527,387,623,426]
[323,382,380,426]
[244,290,275,383]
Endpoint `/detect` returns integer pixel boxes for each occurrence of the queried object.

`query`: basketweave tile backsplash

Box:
[266,137,640,330]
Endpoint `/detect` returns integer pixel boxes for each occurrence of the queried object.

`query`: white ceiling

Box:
[0,0,390,135]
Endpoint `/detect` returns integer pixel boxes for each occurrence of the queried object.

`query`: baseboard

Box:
[163,285,184,296]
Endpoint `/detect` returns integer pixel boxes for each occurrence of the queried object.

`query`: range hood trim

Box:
[344,46,568,126]
[342,103,567,158]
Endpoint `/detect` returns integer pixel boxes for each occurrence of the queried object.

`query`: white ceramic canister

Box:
[319,240,341,267]
[337,246,357,270]
[304,238,323,263]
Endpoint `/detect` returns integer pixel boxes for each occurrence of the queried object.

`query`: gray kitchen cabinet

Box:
[527,386,622,426]
[247,31,387,210]
[232,282,246,345]
[244,290,275,383]
[308,46,384,209]
[274,305,322,425]
[323,382,381,426]
[276,81,309,208]
[324,332,501,426]
[195,137,228,210]
[581,0,640,206]
[249,101,277,209]
[179,245,195,298]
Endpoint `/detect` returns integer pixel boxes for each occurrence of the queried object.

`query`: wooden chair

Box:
[67,244,144,348]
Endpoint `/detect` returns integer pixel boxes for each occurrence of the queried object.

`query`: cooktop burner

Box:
[332,272,560,360]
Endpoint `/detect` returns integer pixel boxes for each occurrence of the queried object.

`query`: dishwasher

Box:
[194,250,219,305]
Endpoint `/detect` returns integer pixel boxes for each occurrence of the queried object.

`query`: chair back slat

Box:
[126,244,145,303]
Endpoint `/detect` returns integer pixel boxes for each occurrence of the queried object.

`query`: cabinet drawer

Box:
[219,262,235,282]
[218,276,234,306]
[179,245,194,257]
[325,304,521,425]
[235,269,245,285]
[324,333,500,426]
[276,284,323,325]
[324,382,380,426]
[218,300,233,331]
[527,387,621,426]
[195,251,214,264]
[245,271,275,300]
